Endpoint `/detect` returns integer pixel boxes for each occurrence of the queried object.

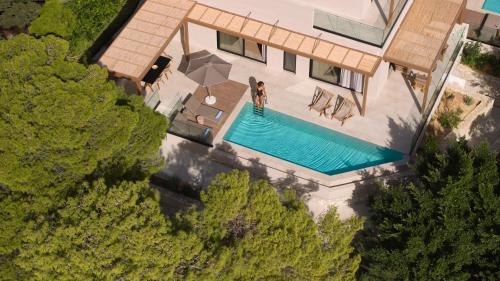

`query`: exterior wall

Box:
[181,0,414,111]
[467,0,500,16]
[367,61,391,104]
[196,0,390,56]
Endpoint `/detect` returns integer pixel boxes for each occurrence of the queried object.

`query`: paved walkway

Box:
[159,134,409,220]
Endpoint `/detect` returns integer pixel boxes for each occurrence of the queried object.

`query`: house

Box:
[97,0,468,186]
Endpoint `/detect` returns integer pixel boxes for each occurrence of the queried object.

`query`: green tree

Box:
[12,180,197,281]
[359,139,500,280]
[29,0,76,38]
[0,34,167,196]
[66,0,130,58]
[178,170,363,281]
[0,1,41,29]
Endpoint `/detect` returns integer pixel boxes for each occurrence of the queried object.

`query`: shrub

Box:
[29,0,138,60]
[461,41,482,65]
[463,95,473,106]
[0,1,41,29]
[461,41,500,77]
[29,0,76,39]
[438,108,463,129]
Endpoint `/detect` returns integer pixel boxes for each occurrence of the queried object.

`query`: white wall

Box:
[266,47,283,72]
[367,60,390,104]
[197,0,384,56]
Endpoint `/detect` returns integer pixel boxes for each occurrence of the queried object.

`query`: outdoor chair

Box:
[331,95,354,126]
[170,112,213,143]
[309,86,334,117]
[182,94,224,127]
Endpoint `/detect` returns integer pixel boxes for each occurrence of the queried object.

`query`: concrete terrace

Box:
[150,38,424,186]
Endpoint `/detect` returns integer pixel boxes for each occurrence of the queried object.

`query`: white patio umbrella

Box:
[185,54,232,105]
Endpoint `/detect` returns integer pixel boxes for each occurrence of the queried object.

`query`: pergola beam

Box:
[181,21,190,58]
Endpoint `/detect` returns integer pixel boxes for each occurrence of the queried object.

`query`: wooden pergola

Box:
[97,0,196,91]
[384,0,466,113]
[98,0,383,115]
[186,3,382,116]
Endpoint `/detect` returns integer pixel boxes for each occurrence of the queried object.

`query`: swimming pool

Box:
[224,103,404,176]
[483,0,500,13]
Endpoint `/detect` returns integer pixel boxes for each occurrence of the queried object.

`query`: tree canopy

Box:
[29,0,136,60]
[359,139,500,281]
[13,180,192,281]
[176,170,363,281]
[0,34,167,197]
[29,0,76,39]
[2,170,363,280]
[0,0,41,30]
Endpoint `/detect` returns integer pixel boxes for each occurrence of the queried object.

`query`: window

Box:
[309,59,341,85]
[283,52,296,73]
[217,31,266,62]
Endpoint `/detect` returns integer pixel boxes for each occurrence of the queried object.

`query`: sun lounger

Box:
[169,112,213,143]
[331,95,354,126]
[183,94,224,126]
[309,86,334,117]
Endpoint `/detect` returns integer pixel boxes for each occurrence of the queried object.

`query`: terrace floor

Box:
[149,39,424,186]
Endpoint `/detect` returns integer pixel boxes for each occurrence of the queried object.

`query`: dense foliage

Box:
[0,0,41,30]
[29,0,75,39]
[177,170,363,280]
[13,180,190,281]
[461,41,500,77]
[29,0,136,59]
[2,169,363,280]
[0,34,168,279]
[0,34,167,196]
[438,108,463,129]
[359,139,500,280]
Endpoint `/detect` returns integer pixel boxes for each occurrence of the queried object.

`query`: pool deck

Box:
[149,39,423,188]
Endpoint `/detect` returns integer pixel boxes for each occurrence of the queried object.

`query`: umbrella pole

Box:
[204,85,217,105]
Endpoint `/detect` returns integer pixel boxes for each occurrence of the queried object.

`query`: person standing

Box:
[255,81,267,108]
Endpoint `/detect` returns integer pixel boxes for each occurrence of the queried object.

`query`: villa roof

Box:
[97,0,196,81]
[186,4,381,76]
[384,0,466,73]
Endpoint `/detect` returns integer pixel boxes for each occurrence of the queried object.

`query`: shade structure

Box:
[185,54,232,87]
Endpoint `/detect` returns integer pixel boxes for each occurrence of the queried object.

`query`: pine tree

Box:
[359,139,500,281]
[0,34,167,197]
[13,180,196,281]
[178,170,363,281]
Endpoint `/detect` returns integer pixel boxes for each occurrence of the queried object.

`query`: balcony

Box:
[313,0,408,47]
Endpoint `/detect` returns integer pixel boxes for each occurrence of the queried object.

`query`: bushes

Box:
[438,108,463,129]
[463,95,473,106]
[29,0,137,60]
[0,1,41,30]
[461,41,500,77]
[29,0,76,38]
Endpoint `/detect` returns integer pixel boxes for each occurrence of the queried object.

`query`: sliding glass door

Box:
[309,59,364,93]
[217,32,266,63]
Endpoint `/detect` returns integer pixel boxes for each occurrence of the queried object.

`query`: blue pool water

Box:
[224,103,404,175]
[483,0,500,13]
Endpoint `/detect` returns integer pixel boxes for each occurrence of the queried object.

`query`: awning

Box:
[98,0,196,81]
[187,4,381,77]
[384,0,466,73]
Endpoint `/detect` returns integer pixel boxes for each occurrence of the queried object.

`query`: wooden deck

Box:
[191,80,248,137]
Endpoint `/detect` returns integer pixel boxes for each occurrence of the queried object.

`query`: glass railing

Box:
[410,24,467,153]
[313,0,408,47]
